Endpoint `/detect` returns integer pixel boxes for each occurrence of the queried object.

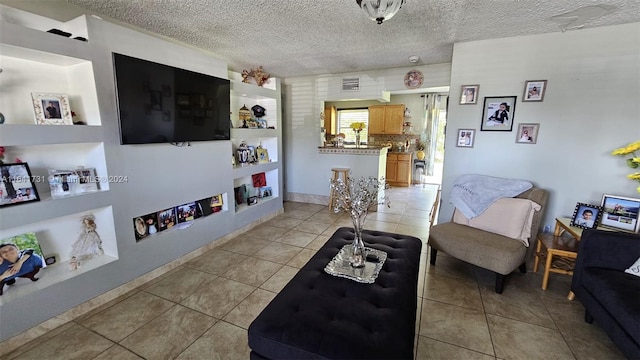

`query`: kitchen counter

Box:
[318,145,389,156]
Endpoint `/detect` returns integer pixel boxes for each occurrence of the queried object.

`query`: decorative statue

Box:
[70,214,104,265]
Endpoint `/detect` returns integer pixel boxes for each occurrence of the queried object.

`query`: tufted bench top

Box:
[248,227,422,360]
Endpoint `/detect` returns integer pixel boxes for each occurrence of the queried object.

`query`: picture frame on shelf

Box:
[259,186,273,198]
[31,93,73,125]
[48,169,79,198]
[481,96,516,131]
[459,85,479,105]
[234,184,247,206]
[157,207,176,231]
[600,194,640,233]
[176,202,196,223]
[134,217,149,241]
[247,195,258,206]
[257,119,268,128]
[0,232,47,289]
[456,129,475,148]
[522,80,547,102]
[252,172,266,188]
[570,202,603,230]
[515,123,539,144]
[195,197,213,218]
[210,194,223,207]
[0,162,40,208]
[74,168,100,193]
[256,148,270,164]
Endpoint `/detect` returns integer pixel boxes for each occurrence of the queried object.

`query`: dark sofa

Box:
[571,229,640,359]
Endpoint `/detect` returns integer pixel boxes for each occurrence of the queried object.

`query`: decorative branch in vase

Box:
[330,175,389,267]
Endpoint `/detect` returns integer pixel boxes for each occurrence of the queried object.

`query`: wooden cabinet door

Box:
[384,104,405,135]
[324,105,336,135]
[396,157,411,185]
[368,105,385,134]
[386,154,398,182]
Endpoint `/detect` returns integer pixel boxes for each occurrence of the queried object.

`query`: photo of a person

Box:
[522,80,547,102]
[574,209,595,228]
[0,242,46,295]
[134,217,148,240]
[462,89,475,103]
[459,85,479,105]
[487,102,510,124]
[518,129,532,142]
[43,100,61,119]
[456,129,475,147]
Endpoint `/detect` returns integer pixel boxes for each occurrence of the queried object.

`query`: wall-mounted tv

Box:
[113,53,230,145]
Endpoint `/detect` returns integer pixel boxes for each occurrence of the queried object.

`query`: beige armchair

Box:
[428,187,548,293]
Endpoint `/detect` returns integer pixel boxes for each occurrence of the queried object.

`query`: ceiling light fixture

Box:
[356,0,406,24]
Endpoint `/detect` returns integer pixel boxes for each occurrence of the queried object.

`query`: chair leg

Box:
[519,262,527,273]
[584,310,594,324]
[429,248,437,265]
[495,273,505,294]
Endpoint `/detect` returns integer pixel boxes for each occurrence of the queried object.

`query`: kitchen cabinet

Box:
[386,152,412,187]
[368,104,405,135]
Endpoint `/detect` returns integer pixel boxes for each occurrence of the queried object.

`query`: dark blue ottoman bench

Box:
[248,227,422,360]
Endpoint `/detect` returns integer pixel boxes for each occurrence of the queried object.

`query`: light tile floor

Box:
[3,184,626,359]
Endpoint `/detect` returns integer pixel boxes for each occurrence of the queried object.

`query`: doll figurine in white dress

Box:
[70,214,104,261]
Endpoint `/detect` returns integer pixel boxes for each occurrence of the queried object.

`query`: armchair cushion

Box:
[453,198,541,246]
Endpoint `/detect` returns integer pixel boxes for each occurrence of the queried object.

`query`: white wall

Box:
[283,64,451,198]
[440,22,640,230]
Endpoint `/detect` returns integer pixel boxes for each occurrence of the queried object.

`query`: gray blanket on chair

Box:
[450,174,533,219]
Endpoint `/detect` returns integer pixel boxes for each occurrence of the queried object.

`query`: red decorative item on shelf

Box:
[252,172,266,187]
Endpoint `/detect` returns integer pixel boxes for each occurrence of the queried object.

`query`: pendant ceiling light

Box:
[356,0,405,24]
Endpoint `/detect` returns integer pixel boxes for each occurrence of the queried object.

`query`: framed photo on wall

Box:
[456,129,475,148]
[481,96,516,131]
[570,202,603,230]
[31,93,73,125]
[515,123,539,144]
[459,85,479,105]
[600,194,640,233]
[522,80,547,102]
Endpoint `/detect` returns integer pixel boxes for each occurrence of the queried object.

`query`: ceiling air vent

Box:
[342,77,360,91]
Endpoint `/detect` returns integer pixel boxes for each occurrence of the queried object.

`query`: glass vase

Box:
[350,211,367,268]
[355,132,361,148]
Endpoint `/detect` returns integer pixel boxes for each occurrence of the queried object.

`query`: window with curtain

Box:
[337,109,369,144]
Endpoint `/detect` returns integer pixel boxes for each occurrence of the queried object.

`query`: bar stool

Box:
[328,167,350,212]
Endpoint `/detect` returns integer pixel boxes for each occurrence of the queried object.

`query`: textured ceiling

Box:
[55,0,640,77]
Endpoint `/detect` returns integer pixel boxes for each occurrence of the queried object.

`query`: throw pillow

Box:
[453,197,541,246]
[625,257,640,277]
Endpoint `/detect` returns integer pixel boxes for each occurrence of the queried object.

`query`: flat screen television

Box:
[113,53,230,144]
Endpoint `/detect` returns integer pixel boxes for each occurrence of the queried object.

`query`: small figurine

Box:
[70,214,104,261]
[69,256,80,271]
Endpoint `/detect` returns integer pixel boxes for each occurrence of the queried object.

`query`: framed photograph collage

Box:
[456,79,548,148]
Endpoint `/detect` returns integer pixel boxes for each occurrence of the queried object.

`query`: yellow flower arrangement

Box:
[612,140,640,192]
[350,122,366,132]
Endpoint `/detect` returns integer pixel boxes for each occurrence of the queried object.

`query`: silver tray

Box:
[324,245,387,283]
